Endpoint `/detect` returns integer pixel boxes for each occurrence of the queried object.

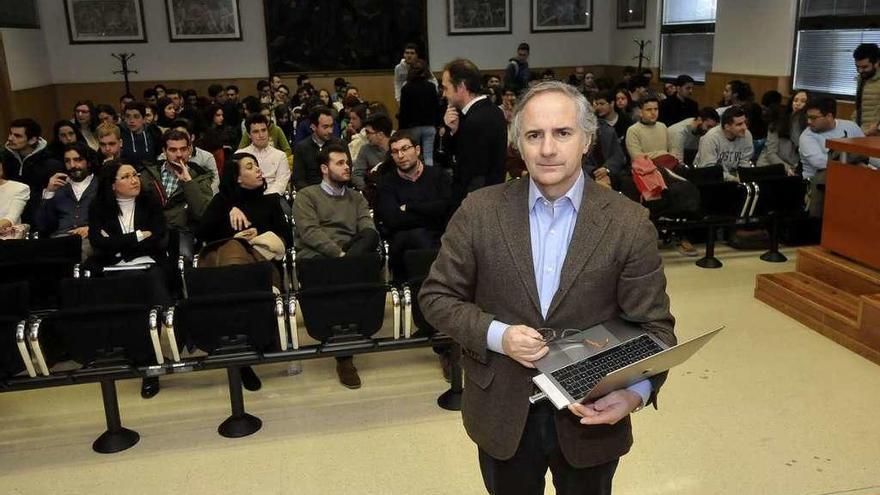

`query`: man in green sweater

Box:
[292,142,380,389]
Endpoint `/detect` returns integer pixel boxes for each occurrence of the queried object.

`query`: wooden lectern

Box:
[755,137,880,365]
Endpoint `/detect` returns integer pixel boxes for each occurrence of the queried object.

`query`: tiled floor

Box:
[1,246,878,495]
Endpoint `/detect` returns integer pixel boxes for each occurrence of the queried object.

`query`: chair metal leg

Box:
[437,344,462,411]
[218,367,262,438]
[696,226,723,269]
[760,214,788,263]
[93,379,140,454]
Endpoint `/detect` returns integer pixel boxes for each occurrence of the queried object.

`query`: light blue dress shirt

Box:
[486,172,652,406]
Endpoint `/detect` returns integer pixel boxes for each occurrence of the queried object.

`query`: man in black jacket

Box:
[659,75,699,127]
[292,106,349,191]
[2,118,63,224]
[441,58,508,209]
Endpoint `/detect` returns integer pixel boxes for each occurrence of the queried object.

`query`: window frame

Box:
[658,0,717,84]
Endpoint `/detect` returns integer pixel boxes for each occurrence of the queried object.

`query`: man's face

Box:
[517,48,529,62]
[855,58,878,80]
[186,94,198,107]
[271,75,282,89]
[722,84,732,103]
[313,114,335,141]
[487,76,501,89]
[164,138,190,163]
[641,102,659,124]
[806,109,835,133]
[58,125,78,145]
[724,115,749,138]
[664,83,677,97]
[260,86,271,99]
[98,134,121,159]
[63,150,90,181]
[345,87,360,100]
[144,107,155,124]
[249,123,270,148]
[442,71,467,108]
[678,82,693,99]
[98,112,116,126]
[74,105,92,125]
[322,151,351,183]
[6,127,34,152]
[574,67,585,81]
[517,91,589,197]
[226,89,239,102]
[364,125,383,147]
[169,93,182,109]
[120,97,134,111]
[145,95,157,106]
[403,48,417,64]
[593,98,612,118]
[390,138,420,172]
[124,109,145,132]
[698,118,718,134]
[502,90,517,107]
[275,87,289,104]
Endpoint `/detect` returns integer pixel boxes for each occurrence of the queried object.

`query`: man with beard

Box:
[666,107,720,164]
[292,142,379,390]
[375,131,451,282]
[852,43,880,136]
[36,142,98,256]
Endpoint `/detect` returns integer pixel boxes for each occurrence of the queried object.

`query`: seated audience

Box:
[757,90,808,173]
[96,122,124,164]
[121,102,161,167]
[352,114,392,196]
[398,59,440,167]
[583,118,628,195]
[659,75,699,126]
[292,106,349,191]
[343,104,368,162]
[119,94,135,114]
[0,156,30,237]
[666,107,720,164]
[1,118,63,224]
[375,132,451,282]
[594,89,633,143]
[237,114,291,197]
[292,142,379,389]
[614,88,638,122]
[143,88,158,107]
[158,119,220,194]
[238,101,293,167]
[156,97,178,132]
[694,106,754,181]
[36,143,98,251]
[95,104,118,127]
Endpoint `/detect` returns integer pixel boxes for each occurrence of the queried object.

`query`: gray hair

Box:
[509,81,597,152]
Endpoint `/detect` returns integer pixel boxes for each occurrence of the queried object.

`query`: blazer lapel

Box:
[497,179,541,316]
[546,180,612,317]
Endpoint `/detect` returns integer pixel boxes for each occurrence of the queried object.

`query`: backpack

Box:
[631,155,667,201]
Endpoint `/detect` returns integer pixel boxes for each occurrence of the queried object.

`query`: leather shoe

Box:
[141,376,160,399]
[240,366,262,392]
[336,357,361,389]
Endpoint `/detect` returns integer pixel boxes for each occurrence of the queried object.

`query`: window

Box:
[793,0,880,97]
[660,0,717,82]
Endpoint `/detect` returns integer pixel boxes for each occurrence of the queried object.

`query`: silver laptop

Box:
[531,320,724,409]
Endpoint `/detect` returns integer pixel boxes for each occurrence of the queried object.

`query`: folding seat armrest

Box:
[28,317,50,376]
[749,182,761,217]
[163,307,180,362]
[73,263,82,278]
[192,254,200,268]
[275,294,288,351]
[286,294,299,350]
[15,320,37,378]
[391,287,401,339]
[149,307,165,365]
[402,285,413,339]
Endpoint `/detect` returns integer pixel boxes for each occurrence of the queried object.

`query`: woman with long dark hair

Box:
[757,90,809,174]
[156,97,178,132]
[72,100,99,150]
[47,120,87,161]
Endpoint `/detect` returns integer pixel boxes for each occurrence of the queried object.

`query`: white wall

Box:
[426,0,612,72]
[1,27,52,90]
[609,0,661,68]
[712,0,798,76]
[34,0,268,84]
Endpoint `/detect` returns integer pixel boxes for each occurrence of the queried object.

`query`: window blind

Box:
[794,29,880,96]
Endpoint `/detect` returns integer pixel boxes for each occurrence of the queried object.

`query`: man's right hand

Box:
[444,105,460,135]
[502,325,549,368]
[47,173,68,192]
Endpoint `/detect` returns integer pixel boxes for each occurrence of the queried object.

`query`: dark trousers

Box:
[342,228,380,256]
[478,402,619,495]
[388,228,441,282]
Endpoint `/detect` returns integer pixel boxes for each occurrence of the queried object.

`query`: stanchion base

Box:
[218,413,262,438]
[696,256,723,269]
[93,427,140,454]
[437,389,462,411]
[760,251,788,263]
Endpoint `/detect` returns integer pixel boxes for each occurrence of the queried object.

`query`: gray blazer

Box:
[419,177,676,468]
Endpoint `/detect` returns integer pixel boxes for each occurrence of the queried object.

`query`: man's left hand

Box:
[567,389,643,426]
[172,161,192,182]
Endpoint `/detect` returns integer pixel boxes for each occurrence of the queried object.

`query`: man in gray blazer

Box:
[420,81,676,495]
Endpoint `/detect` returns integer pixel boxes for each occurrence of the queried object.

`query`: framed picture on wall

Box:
[64,0,146,44]
[166,0,242,42]
[447,0,512,35]
[0,0,40,29]
[531,0,592,32]
[617,0,646,29]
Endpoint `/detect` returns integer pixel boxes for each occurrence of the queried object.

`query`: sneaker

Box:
[240,366,262,391]
[677,239,699,257]
[336,357,361,389]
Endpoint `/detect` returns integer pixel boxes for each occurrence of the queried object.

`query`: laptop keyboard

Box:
[550,334,665,400]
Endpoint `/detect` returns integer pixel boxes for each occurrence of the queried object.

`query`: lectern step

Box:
[796,247,880,296]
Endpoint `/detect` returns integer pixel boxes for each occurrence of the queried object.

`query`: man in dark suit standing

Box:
[441,58,508,208]
[420,81,676,495]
